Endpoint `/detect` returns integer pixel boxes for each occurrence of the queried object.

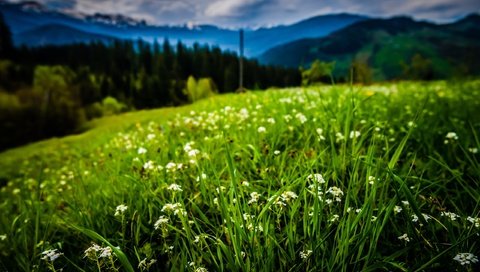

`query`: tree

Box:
[33,65,86,136]
[0,12,13,58]
[350,59,373,84]
[301,60,335,85]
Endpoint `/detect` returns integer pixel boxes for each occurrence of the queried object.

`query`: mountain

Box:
[0,1,366,56]
[15,24,115,46]
[259,14,480,80]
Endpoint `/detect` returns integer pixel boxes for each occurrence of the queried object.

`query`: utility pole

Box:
[238,28,244,92]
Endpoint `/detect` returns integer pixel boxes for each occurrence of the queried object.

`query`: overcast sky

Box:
[7,0,480,27]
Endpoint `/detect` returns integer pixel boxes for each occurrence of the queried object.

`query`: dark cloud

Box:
[5,0,480,26]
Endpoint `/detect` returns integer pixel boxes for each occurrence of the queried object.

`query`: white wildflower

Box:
[316,128,326,141]
[281,191,298,202]
[41,249,63,262]
[453,253,478,266]
[161,203,186,216]
[349,131,361,139]
[138,258,157,270]
[394,205,403,214]
[330,214,340,222]
[274,150,281,155]
[368,176,376,185]
[143,160,155,170]
[444,132,458,144]
[114,204,128,217]
[440,211,460,221]
[167,183,183,192]
[258,126,266,133]
[154,216,169,230]
[300,250,313,260]
[99,247,112,258]
[248,192,261,205]
[0,234,6,241]
[467,216,480,228]
[468,147,478,154]
[137,147,147,154]
[335,132,345,142]
[326,186,344,202]
[165,162,177,172]
[307,173,326,184]
[295,113,307,124]
[397,233,410,242]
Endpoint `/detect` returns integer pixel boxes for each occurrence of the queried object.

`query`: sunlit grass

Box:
[1,80,479,271]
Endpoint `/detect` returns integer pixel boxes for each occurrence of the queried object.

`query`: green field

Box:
[1,81,480,271]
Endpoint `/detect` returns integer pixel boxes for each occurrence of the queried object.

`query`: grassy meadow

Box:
[0,81,480,271]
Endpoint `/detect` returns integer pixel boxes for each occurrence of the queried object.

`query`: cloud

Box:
[4,0,480,26]
[205,0,266,17]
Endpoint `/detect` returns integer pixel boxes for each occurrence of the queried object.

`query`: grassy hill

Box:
[259,15,480,81]
[1,81,480,271]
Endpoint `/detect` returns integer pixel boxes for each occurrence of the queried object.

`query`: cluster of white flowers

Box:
[368,176,377,185]
[143,160,159,171]
[394,205,403,214]
[397,233,410,242]
[138,258,157,270]
[161,203,186,216]
[167,183,183,192]
[307,173,326,184]
[184,142,201,163]
[248,192,261,205]
[0,234,6,241]
[329,214,340,222]
[271,191,298,208]
[258,126,266,133]
[114,204,128,217]
[137,147,147,154]
[295,112,307,124]
[84,243,113,260]
[326,186,344,202]
[165,162,183,173]
[453,253,478,266]
[468,147,478,154]
[412,213,431,226]
[299,249,313,259]
[349,131,361,139]
[467,216,480,228]
[444,132,458,144]
[335,132,345,142]
[154,215,169,230]
[440,211,460,221]
[316,128,326,141]
[41,249,63,262]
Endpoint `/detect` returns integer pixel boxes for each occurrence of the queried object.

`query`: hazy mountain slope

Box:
[0,1,366,56]
[259,15,480,80]
[14,24,115,46]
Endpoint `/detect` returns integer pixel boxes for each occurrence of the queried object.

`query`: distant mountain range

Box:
[260,14,480,80]
[0,1,367,56]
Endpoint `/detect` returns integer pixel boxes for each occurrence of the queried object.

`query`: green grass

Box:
[1,80,480,271]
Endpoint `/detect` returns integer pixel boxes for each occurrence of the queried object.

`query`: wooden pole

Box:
[239,29,244,92]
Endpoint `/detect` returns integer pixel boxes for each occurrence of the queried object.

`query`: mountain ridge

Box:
[0,0,367,56]
[259,14,480,80]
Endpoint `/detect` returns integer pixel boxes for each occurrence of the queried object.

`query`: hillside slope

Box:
[0,81,480,271]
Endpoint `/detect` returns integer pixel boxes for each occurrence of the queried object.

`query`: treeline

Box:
[0,13,301,150]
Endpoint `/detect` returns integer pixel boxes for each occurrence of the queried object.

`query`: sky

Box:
[6,0,480,27]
